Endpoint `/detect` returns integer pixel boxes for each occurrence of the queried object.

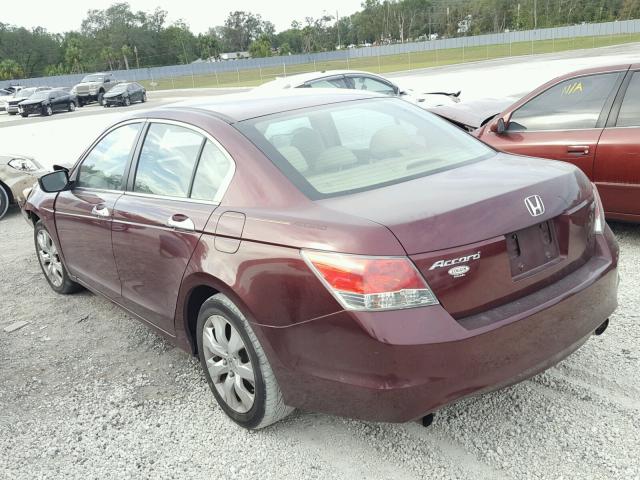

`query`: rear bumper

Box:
[257,228,619,422]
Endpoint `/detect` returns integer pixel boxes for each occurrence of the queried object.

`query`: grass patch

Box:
[140,32,640,91]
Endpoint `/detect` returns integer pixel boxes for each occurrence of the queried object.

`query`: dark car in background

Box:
[103,82,147,107]
[18,89,78,117]
[23,90,618,430]
[477,63,640,222]
[6,87,51,115]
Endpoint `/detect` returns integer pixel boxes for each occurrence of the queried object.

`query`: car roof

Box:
[146,88,384,123]
[554,63,632,81]
[255,70,384,90]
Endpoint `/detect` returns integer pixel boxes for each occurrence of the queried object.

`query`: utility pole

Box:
[336,10,341,49]
[134,45,140,69]
[534,0,538,29]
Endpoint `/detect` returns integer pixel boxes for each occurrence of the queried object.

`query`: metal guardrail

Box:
[2,19,639,89]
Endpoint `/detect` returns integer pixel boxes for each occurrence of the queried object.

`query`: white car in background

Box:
[253,70,462,108]
[254,70,514,131]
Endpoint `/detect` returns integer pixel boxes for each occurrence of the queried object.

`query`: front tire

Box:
[34,221,81,294]
[97,91,105,106]
[124,96,131,106]
[44,105,53,116]
[0,185,9,219]
[20,112,28,118]
[197,294,293,429]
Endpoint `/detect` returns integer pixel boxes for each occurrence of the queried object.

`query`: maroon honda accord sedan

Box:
[23,90,618,429]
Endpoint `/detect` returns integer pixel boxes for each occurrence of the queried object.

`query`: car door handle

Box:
[167,214,195,231]
[91,204,110,217]
[567,145,590,155]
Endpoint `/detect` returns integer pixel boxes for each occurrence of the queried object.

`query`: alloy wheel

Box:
[202,315,256,413]
[36,230,63,287]
[69,102,76,111]
[46,105,53,116]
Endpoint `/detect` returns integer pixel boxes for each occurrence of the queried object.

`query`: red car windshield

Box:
[237,98,495,199]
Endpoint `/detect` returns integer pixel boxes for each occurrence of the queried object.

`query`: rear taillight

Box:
[301,250,438,311]
[592,184,605,235]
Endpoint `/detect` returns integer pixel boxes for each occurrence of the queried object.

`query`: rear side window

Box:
[509,72,622,131]
[77,123,141,190]
[351,76,396,95]
[616,72,640,127]
[134,123,204,197]
[190,141,233,201]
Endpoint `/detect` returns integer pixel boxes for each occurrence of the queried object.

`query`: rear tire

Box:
[142,92,147,103]
[34,221,81,294]
[68,101,76,112]
[196,294,293,429]
[0,185,9,219]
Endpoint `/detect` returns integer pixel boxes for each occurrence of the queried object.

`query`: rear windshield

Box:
[236,98,494,199]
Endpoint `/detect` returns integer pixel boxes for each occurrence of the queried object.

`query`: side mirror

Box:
[490,117,508,135]
[39,170,70,193]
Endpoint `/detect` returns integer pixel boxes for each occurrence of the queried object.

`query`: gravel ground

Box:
[0,207,639,480]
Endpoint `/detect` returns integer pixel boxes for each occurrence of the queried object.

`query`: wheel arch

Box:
[0,179,15,204]
[177,272,257,356]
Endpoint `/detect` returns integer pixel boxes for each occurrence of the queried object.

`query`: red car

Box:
[24,90,618,429]
[476,63,640,223]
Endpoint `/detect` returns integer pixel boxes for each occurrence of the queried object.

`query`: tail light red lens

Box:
[302,250,439,311]
[592,183,605,235]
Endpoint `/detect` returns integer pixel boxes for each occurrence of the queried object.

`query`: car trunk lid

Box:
[318,153,596,318]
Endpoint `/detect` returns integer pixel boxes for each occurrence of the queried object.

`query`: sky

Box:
[1,0,363,34]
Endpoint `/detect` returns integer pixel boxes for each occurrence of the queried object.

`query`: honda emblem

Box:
[524,195,545,217]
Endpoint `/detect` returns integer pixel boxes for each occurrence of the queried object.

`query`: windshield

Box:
[16,88,37,99]
[81,74,104,83]
[29,91,51,100]
[110,83,128,93]
[236,98,494,199]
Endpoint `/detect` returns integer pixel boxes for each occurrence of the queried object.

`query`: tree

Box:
[198,31,221,60]
[0,59,25,80]
[279,42,292,55]
[249,35,272,57]
[222,11,269,51]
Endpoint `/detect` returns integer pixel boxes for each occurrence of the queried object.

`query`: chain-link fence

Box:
[2,19,639,90]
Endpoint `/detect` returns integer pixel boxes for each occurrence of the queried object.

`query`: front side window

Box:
[237,98,494,199]
[616,72,640,127]
[509,72,622,131]
[351,76,396,95]
[190,141,233,201]
[77,123,142,190]
[134,123,204,197]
